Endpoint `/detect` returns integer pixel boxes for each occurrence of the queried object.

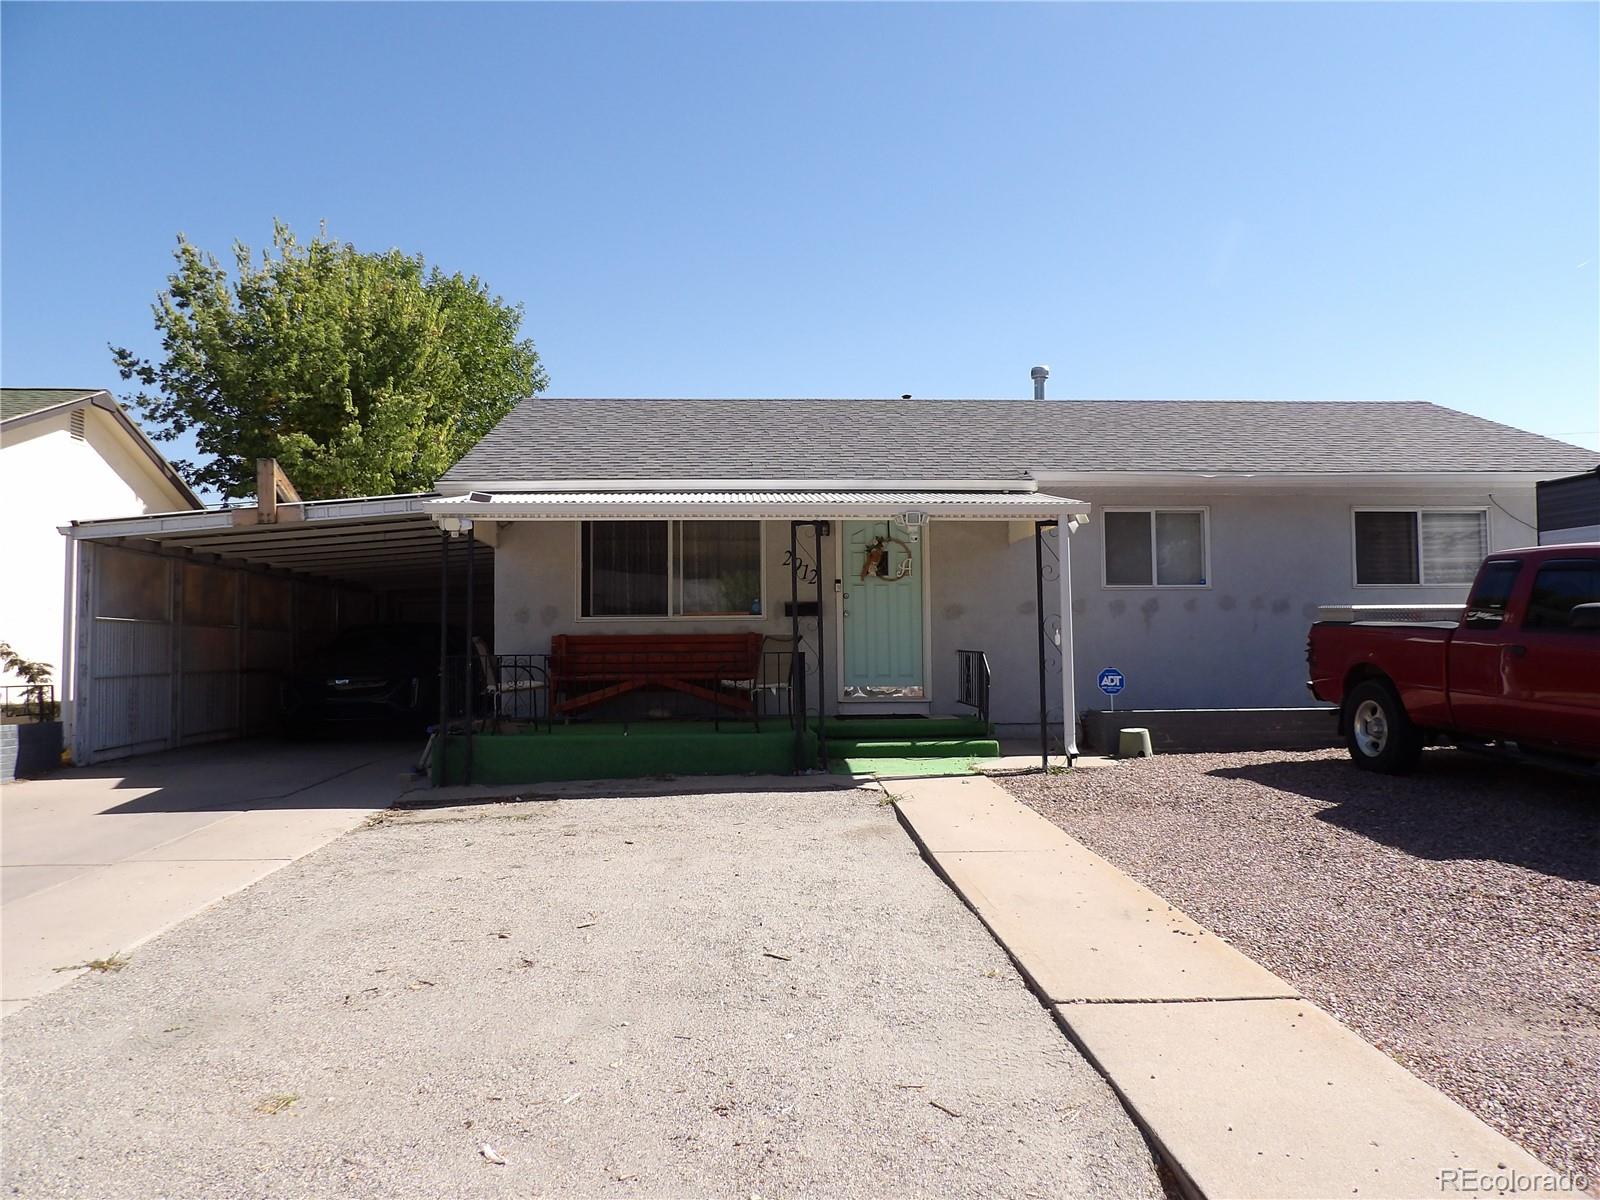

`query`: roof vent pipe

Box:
[1030,365,1050,400]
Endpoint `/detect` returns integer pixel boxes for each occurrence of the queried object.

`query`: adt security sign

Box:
[1097,668,1126,709]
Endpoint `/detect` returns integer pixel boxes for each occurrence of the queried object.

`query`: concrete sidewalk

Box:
[891,774,1577,1200]
[2,741,414,1016]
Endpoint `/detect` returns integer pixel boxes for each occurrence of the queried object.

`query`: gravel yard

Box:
[2,785,1161,1200]
[1002,748,1600,1184]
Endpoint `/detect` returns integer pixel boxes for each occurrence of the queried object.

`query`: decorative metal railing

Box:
[441,649,807,733]
[954,649,991,729]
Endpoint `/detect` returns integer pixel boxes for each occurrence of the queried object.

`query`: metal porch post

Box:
[1035,520,1050,772]
[464,522,476,787]
[790,522,803,772]
[437,528,450,786]
[813,522,827,770]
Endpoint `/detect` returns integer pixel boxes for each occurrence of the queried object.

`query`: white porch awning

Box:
[425,490,1089,522]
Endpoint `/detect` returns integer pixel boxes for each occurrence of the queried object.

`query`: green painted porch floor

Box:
[821,719,997,781]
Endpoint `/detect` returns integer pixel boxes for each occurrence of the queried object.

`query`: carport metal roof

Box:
[62,493,466,589]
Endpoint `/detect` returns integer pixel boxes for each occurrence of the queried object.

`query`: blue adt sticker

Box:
[1096,668,1126,696]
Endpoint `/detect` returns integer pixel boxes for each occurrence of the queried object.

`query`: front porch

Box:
[430,714,999,786]
[426,489,1086,786]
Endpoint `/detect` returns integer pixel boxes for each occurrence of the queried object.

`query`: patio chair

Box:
[477,644,550,731]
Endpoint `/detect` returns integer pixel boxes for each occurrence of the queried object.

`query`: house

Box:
[1,389,199,692]
[52,388,1594,775]
[431,394,1594,748]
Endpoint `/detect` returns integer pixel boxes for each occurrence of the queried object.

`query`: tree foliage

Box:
[112,222,546,499]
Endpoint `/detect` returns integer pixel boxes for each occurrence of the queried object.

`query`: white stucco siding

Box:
[1062,484,1541,711]
[0,408,192,686]
[927,520,1061,726]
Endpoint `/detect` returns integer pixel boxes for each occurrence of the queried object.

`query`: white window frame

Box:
[1100,506,1212,589]
[573,519,768,622]
[1350,506,1489,588]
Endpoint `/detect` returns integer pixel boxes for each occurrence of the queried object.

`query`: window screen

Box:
[1420,512,1488,585]
[676,521,762,616]
[1155,511,1206,586]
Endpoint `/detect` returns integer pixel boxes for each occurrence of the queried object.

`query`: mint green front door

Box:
[841,520,925,700]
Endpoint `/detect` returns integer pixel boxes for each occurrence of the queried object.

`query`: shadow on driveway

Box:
[1207,750,1598,885]
[69,737,420,815]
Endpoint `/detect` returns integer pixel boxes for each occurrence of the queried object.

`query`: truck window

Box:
[1463,560,1520,628]
[1525,562,1600,631]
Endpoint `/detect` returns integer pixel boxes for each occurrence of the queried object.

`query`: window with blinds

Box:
[1353,510,1487,586]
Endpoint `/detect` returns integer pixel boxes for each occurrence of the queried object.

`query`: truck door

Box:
[1503,559,1600,753]
[1446,558,1524,737]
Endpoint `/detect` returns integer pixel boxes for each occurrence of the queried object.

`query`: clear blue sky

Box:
[4,1,1597,481]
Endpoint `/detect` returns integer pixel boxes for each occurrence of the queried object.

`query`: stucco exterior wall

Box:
[488,484,1543,729]
[1061,482,1541,711]
[1,407,192,687]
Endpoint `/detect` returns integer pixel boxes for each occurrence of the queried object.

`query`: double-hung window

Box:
[1353,509,1486,586]
[580,521,763,618]
[1103,508,1208,587]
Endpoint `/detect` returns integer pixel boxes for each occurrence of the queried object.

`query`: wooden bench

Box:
[549,632,765,717]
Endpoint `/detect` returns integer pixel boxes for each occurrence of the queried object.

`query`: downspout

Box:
[1035,520,1050,771]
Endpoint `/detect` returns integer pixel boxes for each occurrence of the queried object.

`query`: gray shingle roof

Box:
[0,388,103,422]
[440,398,1596,485]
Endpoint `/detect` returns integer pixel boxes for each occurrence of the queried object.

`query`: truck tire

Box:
[1343,680,1424,774]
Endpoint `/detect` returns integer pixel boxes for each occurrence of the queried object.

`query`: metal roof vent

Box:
[1030,365,1050,399]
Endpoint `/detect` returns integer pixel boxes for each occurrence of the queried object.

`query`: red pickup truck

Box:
[1307,544,1600,774]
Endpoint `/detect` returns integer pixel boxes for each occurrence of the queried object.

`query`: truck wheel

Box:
[1343,680,1423,774]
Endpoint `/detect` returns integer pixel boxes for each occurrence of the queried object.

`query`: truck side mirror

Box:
[1570,603,1600,630]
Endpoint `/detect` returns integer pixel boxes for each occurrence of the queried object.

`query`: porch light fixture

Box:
[437,516,474,536]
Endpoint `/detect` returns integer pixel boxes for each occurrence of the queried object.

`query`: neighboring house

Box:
[1537,468,1600,544]
[0,389,199,689]
[434,396,1595,732]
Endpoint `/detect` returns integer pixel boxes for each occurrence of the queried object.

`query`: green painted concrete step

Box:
[820,717,990,740]
[825,737,999,759]
[831,756,982,778]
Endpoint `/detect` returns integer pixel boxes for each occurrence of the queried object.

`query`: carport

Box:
[60,490,493,765]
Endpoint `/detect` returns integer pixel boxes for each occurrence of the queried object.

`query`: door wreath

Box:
[859,532,915,582]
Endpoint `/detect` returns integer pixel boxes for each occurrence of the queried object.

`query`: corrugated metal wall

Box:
[85,546,176,758]
[77,542,377,763]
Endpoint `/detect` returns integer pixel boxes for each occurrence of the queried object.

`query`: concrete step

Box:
[828,737,1000,759]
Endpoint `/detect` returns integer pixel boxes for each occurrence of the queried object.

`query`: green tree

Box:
[111,222,546,499]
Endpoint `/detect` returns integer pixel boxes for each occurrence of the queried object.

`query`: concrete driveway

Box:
[2,739,417,1015]
[2,784,1161,1199]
